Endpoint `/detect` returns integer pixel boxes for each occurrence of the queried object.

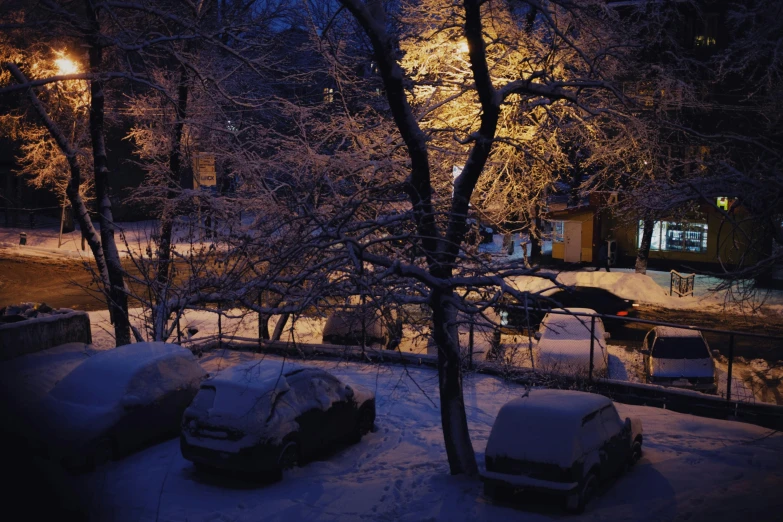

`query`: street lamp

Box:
[54,52,81,248]
[55,56,78,75]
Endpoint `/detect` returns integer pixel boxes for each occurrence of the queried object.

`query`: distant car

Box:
[642,326,718,394]
[322,306,387,346]
[484,389,643,513]
[180,361,376,478]
[533,308,610,377]
[33,342,206,471]
[498,287,638,331]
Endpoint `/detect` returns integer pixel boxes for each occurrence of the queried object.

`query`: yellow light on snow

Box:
[457,41,469,55]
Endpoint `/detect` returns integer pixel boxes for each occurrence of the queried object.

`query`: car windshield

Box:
[652,337,709,359]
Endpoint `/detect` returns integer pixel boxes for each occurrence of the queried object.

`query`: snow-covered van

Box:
[642,326,718,394]
[484,389,643,513]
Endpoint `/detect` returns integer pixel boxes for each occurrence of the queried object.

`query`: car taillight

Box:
[616,311,629,316]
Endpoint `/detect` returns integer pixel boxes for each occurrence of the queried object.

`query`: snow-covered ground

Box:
[13,349,779,522]
[0,218,227,261]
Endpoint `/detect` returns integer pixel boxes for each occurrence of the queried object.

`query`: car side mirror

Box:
[603,332,611,340]
[533,332,542,340]
[121,394,143,410]
[640,349,650,356]
[345,385,355,399]
[712,350,721,358]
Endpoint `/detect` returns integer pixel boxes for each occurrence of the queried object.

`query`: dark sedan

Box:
[499,287,638,332]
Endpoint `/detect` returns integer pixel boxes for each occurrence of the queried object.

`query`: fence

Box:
[670,270,695,297]
[1,207,62,229]
[493,308,783,407]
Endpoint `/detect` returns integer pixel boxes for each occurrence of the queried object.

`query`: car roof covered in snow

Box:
[540,308,604,338]
[653,326,702,338]
[204,360,308,411]
[486,389,614,467]
[49,342,201,407]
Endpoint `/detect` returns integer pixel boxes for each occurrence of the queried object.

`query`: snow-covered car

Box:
[32,342,206,471]
[484,389,643,513]
[642,326,718,394]
[533,308,610,377]
[180,361,376,478]
[322,306,387,346]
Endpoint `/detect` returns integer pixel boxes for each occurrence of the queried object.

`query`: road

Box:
[0,255,106,311]
[1,253,781,360]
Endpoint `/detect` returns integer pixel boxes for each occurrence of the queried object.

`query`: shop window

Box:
[638,220,708,253]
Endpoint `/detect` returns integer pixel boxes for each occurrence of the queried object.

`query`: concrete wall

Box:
[0,311,92,360]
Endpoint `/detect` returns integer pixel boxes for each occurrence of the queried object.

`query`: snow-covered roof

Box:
[653,326,702,338]
[486,390,614,467]
[49,342,200,407]
[540,308,603,338]
[205,359,304,418]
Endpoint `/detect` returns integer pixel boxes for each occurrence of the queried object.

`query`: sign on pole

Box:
[193,153,216,188]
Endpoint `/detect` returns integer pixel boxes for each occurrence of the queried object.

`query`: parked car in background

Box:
[533,308,610,377]
[181,361,376,479]
[484,389,643,513]
[32,342,206,471]
[498,287,638,332]
[642,326,718,394]
[322,306,387,346]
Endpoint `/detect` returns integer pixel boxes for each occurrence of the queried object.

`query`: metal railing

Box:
[670,270,695,297]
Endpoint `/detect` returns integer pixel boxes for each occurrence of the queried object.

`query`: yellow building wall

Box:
[551,210,595,262]
[611,207,765,265]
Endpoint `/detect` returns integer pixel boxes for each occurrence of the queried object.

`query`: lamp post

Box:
[54,54,79,248]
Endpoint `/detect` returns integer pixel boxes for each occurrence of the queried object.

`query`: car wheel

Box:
[194,462,214,473]
[484,480,511,501]
[278,439,300,472]
[566,472,597,513]
[628,440,642,468]
[350,407,375,444]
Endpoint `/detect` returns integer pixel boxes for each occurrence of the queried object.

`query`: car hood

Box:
[651,357,714,378]
[535,339,608,372]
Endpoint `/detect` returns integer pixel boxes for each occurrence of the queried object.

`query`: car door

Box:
[579,408,608,480]
[286,371,331,456]
[598,404,628,477]
[115,363,169,454]
[310,372,355,444]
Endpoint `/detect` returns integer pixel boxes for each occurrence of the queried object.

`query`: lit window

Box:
[323,87,334,103]
[638,221,708,253]
[716,197,729,211]
[551,221,564,242]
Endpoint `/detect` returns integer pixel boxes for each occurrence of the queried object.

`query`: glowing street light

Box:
[54,54,79,76]
[457,41,469,55]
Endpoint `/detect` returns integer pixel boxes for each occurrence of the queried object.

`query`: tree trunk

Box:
[529,207,542,262]
[5,62,117,334]
[271,313,290,342]
[86,1,131,346]
[430,288,478,476]
[636,218,654,274]
[152,65,190,340]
